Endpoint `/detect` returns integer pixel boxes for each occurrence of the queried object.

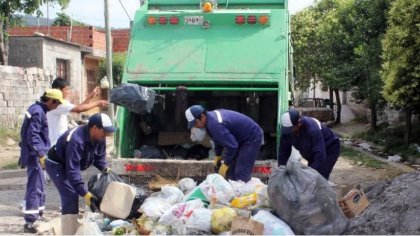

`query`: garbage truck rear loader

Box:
[111,0,292,181]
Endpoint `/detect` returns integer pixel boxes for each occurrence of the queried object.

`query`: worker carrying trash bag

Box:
[45,113,116,235]
[278,109,340,180]
[185,105,263,182]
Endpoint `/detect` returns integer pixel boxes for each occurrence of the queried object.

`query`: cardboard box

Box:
[339,185,369,218]
[231,216,264,235]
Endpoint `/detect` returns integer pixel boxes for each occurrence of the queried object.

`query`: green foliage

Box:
[341,146,386,168]
[99,53,127,86]
[381,0,420,114]
[53,12,85,26]
[348,0,390,109]
[0,127,20,145]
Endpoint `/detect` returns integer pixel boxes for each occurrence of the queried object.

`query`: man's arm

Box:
[211,125,238,166]
[93,141,108,171]
[308,130,327,171]
[70,100,109,113]
[65,141,88,197]
[278,133,292,166]
[81,86,100,105]
[26,112,47,157]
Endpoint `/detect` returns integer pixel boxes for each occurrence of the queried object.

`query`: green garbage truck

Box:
[111,0,292,182]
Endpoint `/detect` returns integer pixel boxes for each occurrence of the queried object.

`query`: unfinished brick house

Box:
[8,26,130,110]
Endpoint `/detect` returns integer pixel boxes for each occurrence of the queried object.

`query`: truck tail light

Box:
[259,15,269,25]
[147,16,157,25]
[247,15,257,24]
[169,16,179,25]
[235,15,245,25]
[159,16,168,25]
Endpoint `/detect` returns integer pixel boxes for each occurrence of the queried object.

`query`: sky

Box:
[39,0,315,28]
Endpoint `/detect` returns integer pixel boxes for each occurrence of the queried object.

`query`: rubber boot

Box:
[61,214,80,235]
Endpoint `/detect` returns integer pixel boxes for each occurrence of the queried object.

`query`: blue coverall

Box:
[19,102,50,223]
[278,116,340,180]
[206,109,263,182]
[45,125,107,214]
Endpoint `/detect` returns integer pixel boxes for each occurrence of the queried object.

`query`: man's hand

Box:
[218,163,229,178]
[96,100,109,108]
[213,155,222,172]
[84,192,99,211]
[39,156,46,169]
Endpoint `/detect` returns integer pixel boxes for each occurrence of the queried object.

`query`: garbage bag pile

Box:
[77,161,350,235]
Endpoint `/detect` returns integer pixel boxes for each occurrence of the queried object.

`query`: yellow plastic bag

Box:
[211,207,237,234]
[230,192,257,209]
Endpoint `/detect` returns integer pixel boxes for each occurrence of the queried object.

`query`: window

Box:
[56,59,69,80]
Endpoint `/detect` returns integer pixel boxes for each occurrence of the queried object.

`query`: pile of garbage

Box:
[76,161,351,235]
[346,171,420,234]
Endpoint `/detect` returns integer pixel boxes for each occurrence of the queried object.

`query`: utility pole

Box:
[104,0,114,122]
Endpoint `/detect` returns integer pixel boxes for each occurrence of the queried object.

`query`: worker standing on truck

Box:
[278,109,340,180]
[185,105,263,182]
[45,113,115,235]
[19,89,64,233]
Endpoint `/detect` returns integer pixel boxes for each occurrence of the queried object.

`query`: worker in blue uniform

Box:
[45,113,116,235]
[185,105,263,182]
[19,89,64,233]
[278,109,340,180]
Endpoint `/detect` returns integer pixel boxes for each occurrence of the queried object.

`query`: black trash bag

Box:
[87,171,125,211]
[110,83,156,115]
[139,145,166,159]
[127,189,149,219]
[186,144,210,160]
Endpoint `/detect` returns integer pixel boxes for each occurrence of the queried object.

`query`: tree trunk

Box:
[334,89,341,124]
[370,102,377,131]
[0,15,10,65]
[329,87,334,109]
[404,109,412,145]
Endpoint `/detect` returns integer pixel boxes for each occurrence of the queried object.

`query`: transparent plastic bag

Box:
[268,161,349,234]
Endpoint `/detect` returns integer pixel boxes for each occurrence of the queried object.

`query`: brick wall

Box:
[8,26,106,50]
[111,29,130,52]
[0,65,54,128]
[9,26,129,52]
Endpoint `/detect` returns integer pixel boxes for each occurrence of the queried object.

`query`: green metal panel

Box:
[115,0,291,158]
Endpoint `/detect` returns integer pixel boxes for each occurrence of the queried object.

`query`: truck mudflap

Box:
[111,159,276,180]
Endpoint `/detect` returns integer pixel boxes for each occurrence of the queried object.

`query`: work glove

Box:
[213,155,222,172]
[39,156,46,170]
[84,192,99,212]
[103,167,112,174]
[218,163,229,178]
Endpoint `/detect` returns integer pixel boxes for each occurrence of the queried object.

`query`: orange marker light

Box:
[147,16,157,25]
[259,15,269,25]
[203,2,212,12]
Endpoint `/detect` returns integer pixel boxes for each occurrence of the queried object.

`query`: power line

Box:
[118,0,132,21]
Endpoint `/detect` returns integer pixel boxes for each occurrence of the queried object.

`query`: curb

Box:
[0,169,26,179]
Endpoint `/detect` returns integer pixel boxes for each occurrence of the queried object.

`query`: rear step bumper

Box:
[111,158,276,180]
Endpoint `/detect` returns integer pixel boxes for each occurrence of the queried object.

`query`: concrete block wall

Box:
[0,65,54,129]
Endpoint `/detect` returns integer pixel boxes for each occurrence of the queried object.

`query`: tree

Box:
[99,53,127,86]
[382,0,420,144]
[344,0,390,130]
[313,0,356,124]
[53,12,85,26]
[0,0,69,65]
